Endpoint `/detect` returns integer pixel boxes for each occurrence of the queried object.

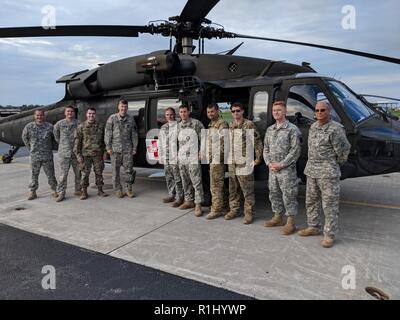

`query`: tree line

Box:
[0,105,44,111]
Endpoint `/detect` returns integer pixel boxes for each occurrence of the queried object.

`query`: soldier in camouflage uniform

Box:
[263,101,301,235]
[74,107,108,200]
[225,102,263,224]
[159,107,183,207]
[177,105,204,217]
[205,103,229,220]
[105,99,138,198]
[53,106,81,202]
[22,109,58,200]
[298,101,351,248]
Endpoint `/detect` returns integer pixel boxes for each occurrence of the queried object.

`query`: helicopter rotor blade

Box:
[179,0,220,24]
[0,25,152,38]
[232,33,400,65]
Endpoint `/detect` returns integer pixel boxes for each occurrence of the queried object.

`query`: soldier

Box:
[22,109,58,200]
[177,105,204,216]
[225,102,263,224]
[205,103,229,220]
[53,106,81,202]
[74,107,108,200]
[105,99,138,198]
[263,101,301,235]
[298,101,351,248]
[159,107,183,207]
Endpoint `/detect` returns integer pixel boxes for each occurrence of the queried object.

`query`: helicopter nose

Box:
[357,126,400,174]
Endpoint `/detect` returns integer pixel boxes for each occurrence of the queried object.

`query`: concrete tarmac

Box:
[0,154,399,299]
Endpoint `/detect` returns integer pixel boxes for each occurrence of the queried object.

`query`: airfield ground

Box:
[0,150,399,299]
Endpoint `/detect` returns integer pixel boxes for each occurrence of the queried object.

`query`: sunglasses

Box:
[231,109,242,113]
[315,109,326,113]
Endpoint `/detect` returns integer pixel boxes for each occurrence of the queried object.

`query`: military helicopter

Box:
[1,0,400,184]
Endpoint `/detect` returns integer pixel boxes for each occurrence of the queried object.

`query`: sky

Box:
[0,0,399,105]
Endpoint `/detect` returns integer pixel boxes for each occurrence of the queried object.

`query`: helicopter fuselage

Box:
[1,52,400,179]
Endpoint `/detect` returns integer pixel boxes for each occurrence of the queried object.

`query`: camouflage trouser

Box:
[210,164,226,212]
[179,163,204,204]
[111,153,136,191]
[228,164,255,215]
[80,155,104,188]
[306,177,340,237]
[268,166,298,216]
[57,156,81,195]
[165,164,183,201]
[29,158,57,192]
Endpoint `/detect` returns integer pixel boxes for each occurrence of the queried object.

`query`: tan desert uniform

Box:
[207,117,229,215]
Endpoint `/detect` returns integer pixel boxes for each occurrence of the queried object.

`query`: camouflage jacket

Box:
[304,120,351,178]
[159,121,178,163]
[229,119,263,165]
[53,118,78,158]
[263,120,301,169]
[177,118,204,161]
[22,121,54,161]
[104,113,138,154]
[208,117,229,164]
[74,120,105,158]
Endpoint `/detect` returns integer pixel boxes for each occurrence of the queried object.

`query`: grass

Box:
[220,110,233,123]
[389,109,400,117]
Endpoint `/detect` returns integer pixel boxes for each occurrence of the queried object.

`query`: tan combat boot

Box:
[321,236,335,248]
[74,190,81,196]
[98,187,108,197]
[206,210,222,220]
[56,193,65,203]
[178,201,195,210]
[172,199,184,208]
[281,216,296,235]
[28,191,37,200]
[52,191,59,198]
[224,211,239,220]
[264,213,284,227]
[126,190,135,198]
[243,213,253,225]
[194,204,202,217]
[298,227,321,237]
[163,196,175,203]
[116,190,125,198]
[80,188,88,200]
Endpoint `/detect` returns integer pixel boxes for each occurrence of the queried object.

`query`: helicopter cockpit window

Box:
[287,84,341,122]
[326,80,374,123]
[157,98,181,128]
[253,91,269,134]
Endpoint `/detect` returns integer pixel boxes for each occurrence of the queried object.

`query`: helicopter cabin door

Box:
[126,98,148,166]
[146,96,182,166]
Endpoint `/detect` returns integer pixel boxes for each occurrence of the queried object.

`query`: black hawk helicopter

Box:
[1,0,400,184]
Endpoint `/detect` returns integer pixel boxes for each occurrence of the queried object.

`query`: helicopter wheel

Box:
[2,155,12,164]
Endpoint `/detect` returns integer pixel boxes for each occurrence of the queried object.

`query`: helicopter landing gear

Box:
[1,146,19,164]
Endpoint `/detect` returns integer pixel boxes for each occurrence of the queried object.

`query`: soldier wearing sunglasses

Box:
[225,102,263,224]
[298,101,351,248]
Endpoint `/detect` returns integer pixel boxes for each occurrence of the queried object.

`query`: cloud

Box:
[0,0,399,105]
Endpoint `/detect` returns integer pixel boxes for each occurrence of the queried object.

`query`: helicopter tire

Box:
[2,155,12,164]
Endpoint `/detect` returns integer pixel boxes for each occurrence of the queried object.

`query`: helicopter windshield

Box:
[325,80,375,124]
